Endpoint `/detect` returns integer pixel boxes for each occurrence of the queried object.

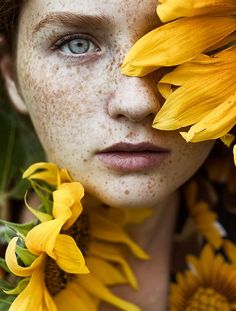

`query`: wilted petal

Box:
[157,0,236,23]
[121,16,236,76]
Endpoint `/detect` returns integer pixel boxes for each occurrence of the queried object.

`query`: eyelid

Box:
[51,33,101,53]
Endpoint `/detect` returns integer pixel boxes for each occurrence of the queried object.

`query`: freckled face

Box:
[16,0,213,208]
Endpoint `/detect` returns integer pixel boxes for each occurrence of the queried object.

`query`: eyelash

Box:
[51,33,101,58]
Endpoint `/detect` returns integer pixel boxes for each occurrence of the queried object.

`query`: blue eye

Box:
[56,35,100,56]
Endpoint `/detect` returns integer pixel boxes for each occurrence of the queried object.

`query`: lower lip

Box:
[97,151,169,172]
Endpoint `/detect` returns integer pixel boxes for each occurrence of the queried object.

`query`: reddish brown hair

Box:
[0,0,21,50]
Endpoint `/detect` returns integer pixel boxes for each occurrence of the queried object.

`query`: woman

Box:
[0,0,236,310]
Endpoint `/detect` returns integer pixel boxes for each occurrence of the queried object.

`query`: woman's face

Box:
[14,0,213,208]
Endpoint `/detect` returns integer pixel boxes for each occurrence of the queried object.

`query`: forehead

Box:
[20,0,159,28]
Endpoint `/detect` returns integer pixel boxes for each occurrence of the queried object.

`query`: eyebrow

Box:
[33,12,113,34]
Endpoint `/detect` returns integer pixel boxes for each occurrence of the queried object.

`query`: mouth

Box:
[96,142,170,173]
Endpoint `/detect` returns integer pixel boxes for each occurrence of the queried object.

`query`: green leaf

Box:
[0,99,45,201]
[15,245,36,266]
[0,220,35,237]
[4,278,29,296]
[0,259,10,274]
[0,279,13,291]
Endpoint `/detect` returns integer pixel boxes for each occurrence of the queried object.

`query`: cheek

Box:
[17,55,114,147]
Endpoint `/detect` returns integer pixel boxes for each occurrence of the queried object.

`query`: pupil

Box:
[69,39,90,54]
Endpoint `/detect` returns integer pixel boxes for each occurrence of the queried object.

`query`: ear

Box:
[0,40,28,114]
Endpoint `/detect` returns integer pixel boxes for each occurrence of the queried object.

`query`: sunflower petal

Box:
[86,256,127,285]
[54,234,89,274]
[157,0,236,23]
[180,92,236,142]
[5,238,45,277]
[153,48,236,131]
[55,281,98,311]
[25,219,63,257]
[90,213,149,260]
[89,241,138,289]
[53,182,84,230]
[78,273,141,311]
[9,268,56,311]
[23,162,60,186]
[121,16,236,76]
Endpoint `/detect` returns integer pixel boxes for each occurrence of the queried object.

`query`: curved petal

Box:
[23,162,60,186]
[180,92,236,142]
[121,16,236,76]
[157,0,236,22]
[90,213,149,260]
[54,182,84,229]
[86,256,127,286]
[5,238,45,277]
[78,273,141,311]
[88,241,138,289]
[153,48,236,131]
[9,268,56,311]
[55,281,98,311]
[54,234,89,274]
[25,219,63,257]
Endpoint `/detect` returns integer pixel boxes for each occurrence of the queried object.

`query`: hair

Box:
[0,0,21,52]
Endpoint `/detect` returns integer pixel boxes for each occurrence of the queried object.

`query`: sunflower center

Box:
[45,214,90,296]
[186,287,230,311]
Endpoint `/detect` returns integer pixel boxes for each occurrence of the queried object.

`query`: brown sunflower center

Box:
[45,214,90,296]
[186,287,230,311]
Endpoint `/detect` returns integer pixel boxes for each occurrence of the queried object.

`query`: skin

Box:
[1,1,214,309]
[12,0,214,210]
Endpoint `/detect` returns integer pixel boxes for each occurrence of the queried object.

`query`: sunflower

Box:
[121,0,236,158]
[4,163,151,311]
[184,180,226,249]
[169,244,236,311]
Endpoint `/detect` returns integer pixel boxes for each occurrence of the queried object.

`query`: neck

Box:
[100,191,180,311]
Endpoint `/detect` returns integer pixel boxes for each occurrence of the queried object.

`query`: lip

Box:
[96,142,170,172]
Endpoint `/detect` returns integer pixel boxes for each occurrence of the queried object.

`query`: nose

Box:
[107,75,161,123]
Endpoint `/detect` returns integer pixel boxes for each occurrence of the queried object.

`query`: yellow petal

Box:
[89,241,138,289]
[121,16,236,76]
[5,237,46,277]
[78,273,141,311]
[59,168,74,183]
[234,145,236,166]
[9,268,57,311]
[180,92,236,142]
[85,256,127,285]
[90,213,149,260]
[224,240,236,263]
[23,162,60,186]
[54,234,89,274]
[55,281,98,311]
[53,182,84,230]
[25,219,63,257]
[157,0,236,23]
[153,48,236,131]
[24,191,53,223]
[220,133,235,147]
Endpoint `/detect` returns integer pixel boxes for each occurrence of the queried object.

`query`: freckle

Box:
[125,190,130,195]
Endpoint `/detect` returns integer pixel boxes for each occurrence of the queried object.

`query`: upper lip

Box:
[98,142,170,153]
